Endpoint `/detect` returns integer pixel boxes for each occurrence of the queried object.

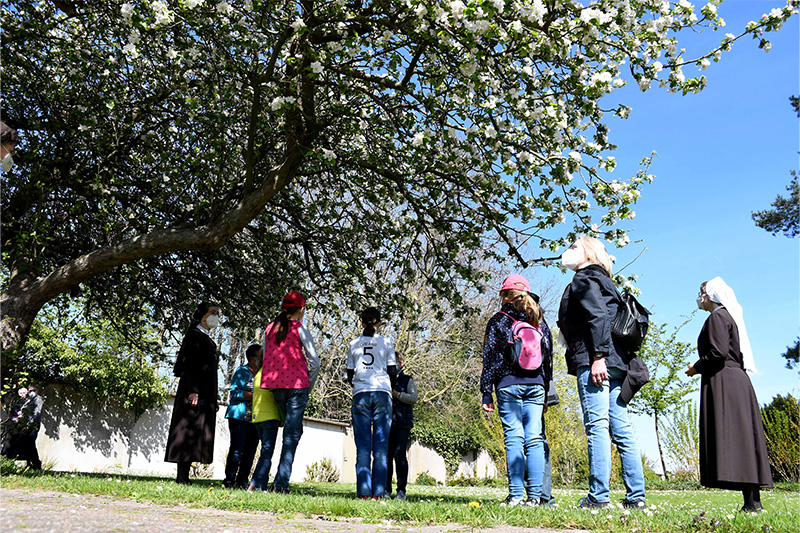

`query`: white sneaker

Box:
[501,496,525,507]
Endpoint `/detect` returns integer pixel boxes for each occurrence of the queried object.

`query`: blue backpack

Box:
[499,312,543,372]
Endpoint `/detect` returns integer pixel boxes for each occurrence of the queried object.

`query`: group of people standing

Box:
[481,235,772,512]
[1,384,44,470]
[162,235,772,512]
[164,294,416,498]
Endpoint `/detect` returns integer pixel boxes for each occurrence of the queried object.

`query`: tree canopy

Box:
[2,0,797,367]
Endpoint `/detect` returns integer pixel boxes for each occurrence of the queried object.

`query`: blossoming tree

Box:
[2,0,796,365]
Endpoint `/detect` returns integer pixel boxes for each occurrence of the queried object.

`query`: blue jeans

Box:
[224,418,259,488]
[352,391,392,497]
[250,420,280,490]
[271,388,309,490]
[576,366,646,503]
[496,384,545,500]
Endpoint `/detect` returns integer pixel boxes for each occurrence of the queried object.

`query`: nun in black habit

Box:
[164,302,221,484]
[686,277,772,512]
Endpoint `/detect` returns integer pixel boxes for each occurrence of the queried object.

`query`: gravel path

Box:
[0,488,588,533]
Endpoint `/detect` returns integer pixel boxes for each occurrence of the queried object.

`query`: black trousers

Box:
[386,425,411,494]
[2,432,41,470]
[223,419,259,488]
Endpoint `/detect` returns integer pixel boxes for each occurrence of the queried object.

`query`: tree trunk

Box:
[654,413,669,481]
[0,145,309,375]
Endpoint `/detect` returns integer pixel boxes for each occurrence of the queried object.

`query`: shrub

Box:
[414,470,439,486]
[761,394,800,482]
[304,457,340,483]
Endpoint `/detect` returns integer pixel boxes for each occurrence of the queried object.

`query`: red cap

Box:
[281,291,306,309]
[499,274,530,294]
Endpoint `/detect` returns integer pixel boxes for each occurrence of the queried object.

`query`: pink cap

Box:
[499,274,530,294]
[282,291,306,309]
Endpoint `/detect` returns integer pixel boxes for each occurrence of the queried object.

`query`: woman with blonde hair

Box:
[480,274,551,507]
[557,236,646,509]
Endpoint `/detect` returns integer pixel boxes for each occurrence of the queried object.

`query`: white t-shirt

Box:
[346,335,396,396]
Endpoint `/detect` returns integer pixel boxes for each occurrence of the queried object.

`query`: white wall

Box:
[27,385,496,484]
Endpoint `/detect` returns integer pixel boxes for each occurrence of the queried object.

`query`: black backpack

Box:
[611,291,651,353]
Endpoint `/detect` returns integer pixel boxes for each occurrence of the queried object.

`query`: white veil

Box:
[705,276,756,374]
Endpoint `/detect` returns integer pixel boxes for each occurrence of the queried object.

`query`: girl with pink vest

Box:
[261,291,320,492]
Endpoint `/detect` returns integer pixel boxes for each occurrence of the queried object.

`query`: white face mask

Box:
[696,297,705,310]
[205,315,220,329]
[28,391,37,398]
[1,153,14,173]
[561,247,585,271]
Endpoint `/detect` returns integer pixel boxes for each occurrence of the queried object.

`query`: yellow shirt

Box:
[252,369,281,423]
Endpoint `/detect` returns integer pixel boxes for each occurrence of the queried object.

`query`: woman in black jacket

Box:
[557,236,645,509]
[165,301,221,484]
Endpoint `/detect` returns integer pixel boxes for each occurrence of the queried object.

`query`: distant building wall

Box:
[22,385,496,484]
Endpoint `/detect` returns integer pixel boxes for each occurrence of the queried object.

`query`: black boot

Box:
[741,485,762,512]
[176,461,192,485]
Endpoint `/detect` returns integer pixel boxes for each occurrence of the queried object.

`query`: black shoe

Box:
[621,499,647,510]
[270,485,290,494]
[741,505,764,513]
[578,497,609,509]
[524,497,541,507]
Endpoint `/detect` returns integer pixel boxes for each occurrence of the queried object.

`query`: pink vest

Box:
[261,320,310,389]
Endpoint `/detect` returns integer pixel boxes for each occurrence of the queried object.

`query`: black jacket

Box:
[557,264,629,376]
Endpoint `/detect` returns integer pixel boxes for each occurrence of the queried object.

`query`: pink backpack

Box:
[499,312,543,372]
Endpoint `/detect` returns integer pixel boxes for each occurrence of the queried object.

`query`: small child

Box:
[248,345,283,492]
[347,307,397,499]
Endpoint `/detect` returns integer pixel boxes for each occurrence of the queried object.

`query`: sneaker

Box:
[578,496,610,509]
[501,496,525,507]
[270,485,290,494]
[396,491,407,501]
[539,497,556,507]
[524,497,541,507]
[621,499,647,510]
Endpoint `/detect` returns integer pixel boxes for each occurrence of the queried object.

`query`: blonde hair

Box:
[576,235,613,275]
[500,289,542,327]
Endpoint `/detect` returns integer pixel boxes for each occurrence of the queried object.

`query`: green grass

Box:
[1,466,797,532]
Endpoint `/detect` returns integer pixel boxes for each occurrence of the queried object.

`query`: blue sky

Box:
[524,0,799,471]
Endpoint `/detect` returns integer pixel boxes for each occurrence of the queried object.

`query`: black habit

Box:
[694,307,772,489]
[164,327,219,464]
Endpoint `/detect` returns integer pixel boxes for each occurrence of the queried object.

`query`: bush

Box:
[761,394,800,482]
[411,421,481,478]
[414,470,440,486]
[304,457,340,483]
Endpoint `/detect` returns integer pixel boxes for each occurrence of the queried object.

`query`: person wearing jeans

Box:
[347,307,397,499]
[352,391,392,498]
[260,291,320,493]
[496,384,546,502]
[576,366,646,505]
[270,388,309,491]
[248,365,282,492]
[481,275,552,507]
[557,236,646,509]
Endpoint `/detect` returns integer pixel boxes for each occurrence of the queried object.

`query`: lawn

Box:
[1,467,797,532]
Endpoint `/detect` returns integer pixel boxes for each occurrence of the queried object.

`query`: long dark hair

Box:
[272,307,302,345]
[361,307,381,337]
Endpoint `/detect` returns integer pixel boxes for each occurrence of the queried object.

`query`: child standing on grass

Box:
[248,345,283,492]
[347,307,397,499]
